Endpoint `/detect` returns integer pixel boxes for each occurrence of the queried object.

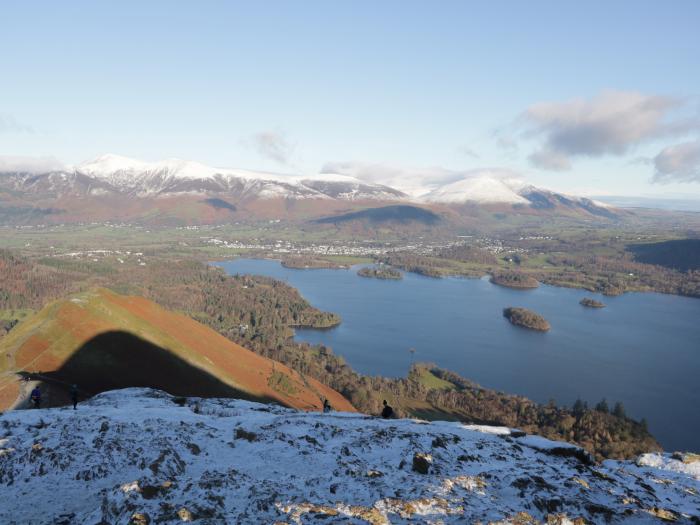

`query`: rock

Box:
[534,496,562,513]
[129,513,150,525]
[672,451,700,464]
[412,453,432,474]
[234,428,258,442]
[177,507,193,522]
[432,436,448,449]
[647,507,679,521]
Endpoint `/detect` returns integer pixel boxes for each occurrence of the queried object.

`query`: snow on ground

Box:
[421,175,529,204]
[637,453,700,480]
[0,388,698,524]
[75,154,402,200]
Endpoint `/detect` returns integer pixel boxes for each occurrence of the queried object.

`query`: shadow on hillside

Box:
[18,330,278,408]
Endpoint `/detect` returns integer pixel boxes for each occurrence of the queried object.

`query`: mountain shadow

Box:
[21,330,277,408]
[628,239,700,272]
[313,205,442,225]
[203,197,237,211]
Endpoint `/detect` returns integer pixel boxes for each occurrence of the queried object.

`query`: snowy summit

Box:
[72,154,406,200]
[0,388,697,524]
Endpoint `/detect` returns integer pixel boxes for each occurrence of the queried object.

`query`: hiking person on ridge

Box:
[70,384,79,410]
[323,399,332,413]
[381,400,394,419]
[30,386,41,409]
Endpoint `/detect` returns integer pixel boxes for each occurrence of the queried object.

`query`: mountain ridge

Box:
[1,153,612,206]
[0,288,353,413]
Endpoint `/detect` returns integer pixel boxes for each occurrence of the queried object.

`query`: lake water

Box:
[216,258,700,452]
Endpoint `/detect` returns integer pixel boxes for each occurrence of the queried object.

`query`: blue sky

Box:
[1,1,699,197]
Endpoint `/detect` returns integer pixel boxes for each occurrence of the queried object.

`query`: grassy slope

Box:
[0,288,354,413]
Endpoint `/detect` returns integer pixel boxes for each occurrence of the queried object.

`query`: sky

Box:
[1,0,700,198]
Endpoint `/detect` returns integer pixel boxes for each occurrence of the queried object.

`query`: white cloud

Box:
[522,90,698,170]
[459,146,480,159]
[320,160,523,197]
[252,131,294,165]
[320,161,462,196]
[652,140,700,183]
[0,155,65,174]
[0,113,33,134]
[493,131,518,152]
[527,149,571,171]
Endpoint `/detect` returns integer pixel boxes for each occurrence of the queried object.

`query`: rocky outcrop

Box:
[0,388,697,524]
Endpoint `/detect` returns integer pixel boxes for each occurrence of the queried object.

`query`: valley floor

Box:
[0,389,698,524]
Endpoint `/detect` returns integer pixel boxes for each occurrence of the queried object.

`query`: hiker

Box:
[381,400,394,419]
[323,399,332,413]
[30,387,41,409]
[70,384,79,410]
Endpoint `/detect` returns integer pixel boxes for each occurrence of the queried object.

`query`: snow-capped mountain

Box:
[300,173,407,201]
[418,172,614,217]
[0,388,697,524]
[421,174,529,204]
[0,154,408,201]
[72,154,407,200]
[76,154,316,199]
[0,154,619,224]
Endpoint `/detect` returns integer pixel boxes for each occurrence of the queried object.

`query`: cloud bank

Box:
[652,139,700,183]
[320,160,523,196]
[0,155,65,174]
[522,90,698,171]
[0,113,33,134]
[253,131,294,165]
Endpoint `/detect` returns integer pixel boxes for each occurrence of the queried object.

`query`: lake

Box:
[216,258,700,452]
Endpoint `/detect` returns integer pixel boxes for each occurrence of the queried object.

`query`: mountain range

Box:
[0,154,617,224]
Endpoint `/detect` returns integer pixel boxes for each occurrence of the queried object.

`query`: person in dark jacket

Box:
[381,400,394,419]
[70,384,79,410]
[323,399,332,413]
[30,387,41,409]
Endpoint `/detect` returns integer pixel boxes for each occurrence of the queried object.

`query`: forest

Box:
[357,266,402,280]
[490,271,539,289]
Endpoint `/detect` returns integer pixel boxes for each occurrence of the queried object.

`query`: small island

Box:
[357,266,402,280]
[490,271,539,289]
[503,307,551,331]
[580,297,606,308]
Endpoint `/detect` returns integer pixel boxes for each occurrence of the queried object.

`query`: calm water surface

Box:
[217,258,700,452]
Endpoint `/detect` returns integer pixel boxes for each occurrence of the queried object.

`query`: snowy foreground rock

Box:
[0,389,698,524]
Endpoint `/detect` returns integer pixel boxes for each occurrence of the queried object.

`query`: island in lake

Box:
[490,271,539,289]
[503,307,551,331]
[580,297,606,308]
[357,266,402,280]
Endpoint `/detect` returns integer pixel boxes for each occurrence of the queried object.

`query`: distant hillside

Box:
[0,288,353,412]
[314,205,442,225]
[628,239,700,272]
